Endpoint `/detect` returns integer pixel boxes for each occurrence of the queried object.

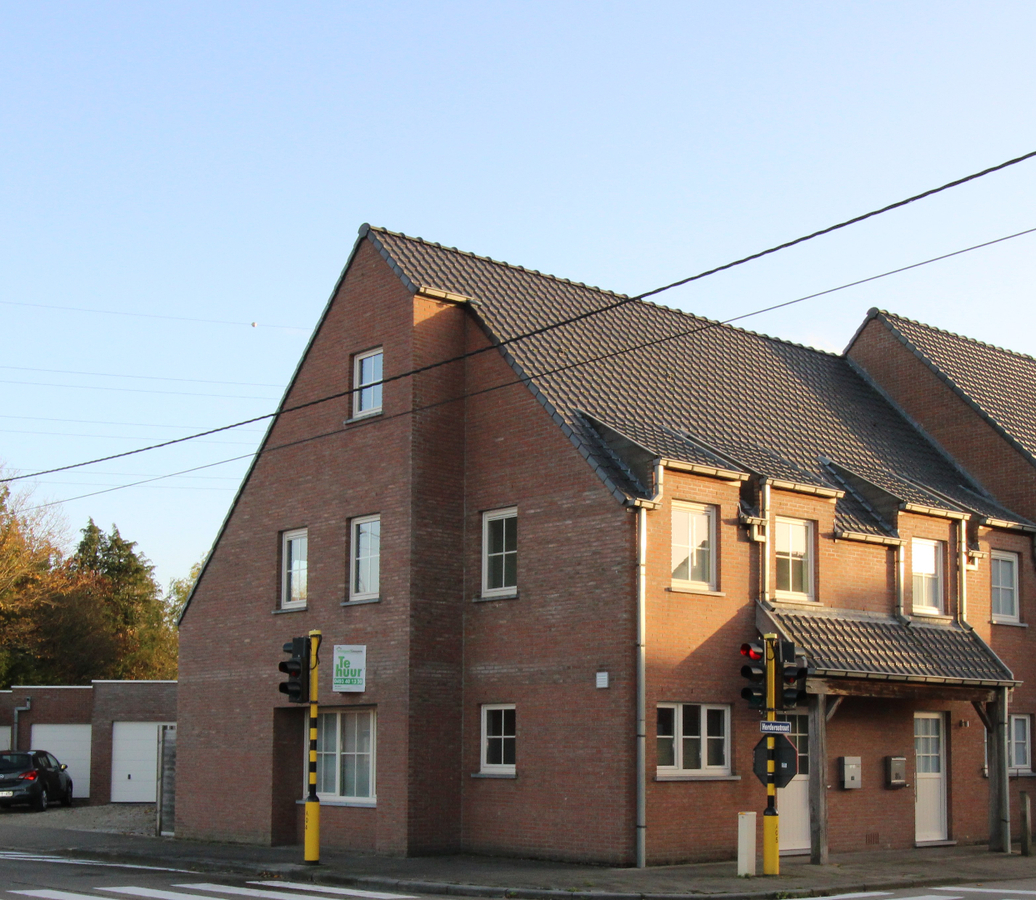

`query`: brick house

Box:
[177,225,1034,864]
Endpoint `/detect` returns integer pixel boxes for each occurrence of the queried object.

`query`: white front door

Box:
[31,723,92,798]
[914,712,948,843]
[777,713,810,853]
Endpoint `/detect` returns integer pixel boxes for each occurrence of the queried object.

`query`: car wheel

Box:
[61,782,73,807]
[33,788,48,812]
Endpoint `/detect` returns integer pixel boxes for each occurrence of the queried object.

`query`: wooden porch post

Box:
[992,687,1012,853]
[808,692,828,864]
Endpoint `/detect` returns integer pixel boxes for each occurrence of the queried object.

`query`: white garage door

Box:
[112,722,172,803]
[31,724,91,799]
[0,726,10,751]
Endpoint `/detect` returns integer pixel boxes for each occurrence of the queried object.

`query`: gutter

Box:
[760,480,771,603]
[12,697,30,751]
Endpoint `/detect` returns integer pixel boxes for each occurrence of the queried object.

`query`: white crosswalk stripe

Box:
[937,891,1036,896]
[172,886,414,900]
[97,889,226,900]
[249,884,417,899]
[821,893,894,900]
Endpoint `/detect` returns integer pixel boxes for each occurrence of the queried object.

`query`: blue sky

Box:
[4,2,1036,589]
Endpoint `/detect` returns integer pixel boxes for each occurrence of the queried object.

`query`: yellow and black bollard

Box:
[304,629,322,865]
[763,633,779,876]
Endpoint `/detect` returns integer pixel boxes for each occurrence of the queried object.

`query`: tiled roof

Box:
[870,309,1036,467]
[362,226,1030,529]
[768,607,1016,686]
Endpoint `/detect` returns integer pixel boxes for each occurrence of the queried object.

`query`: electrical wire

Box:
[0,364,284,388]
[18,223,1036,510]
[5,147,1036,488]
[0,298,304,331]
[0,379,278,401]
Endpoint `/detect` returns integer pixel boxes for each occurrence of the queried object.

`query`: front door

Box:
[914,712,948,842]
[777,713,810,853]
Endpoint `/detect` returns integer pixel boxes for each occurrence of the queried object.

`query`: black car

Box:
[0,751,73,811]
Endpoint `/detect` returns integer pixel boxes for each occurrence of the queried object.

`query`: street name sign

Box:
[759,720,792,734]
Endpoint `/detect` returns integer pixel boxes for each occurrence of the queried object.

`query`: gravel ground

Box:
[0,801,156,835]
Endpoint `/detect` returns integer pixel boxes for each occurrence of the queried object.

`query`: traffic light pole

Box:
[763,632,779,876]
[304,630,321,865]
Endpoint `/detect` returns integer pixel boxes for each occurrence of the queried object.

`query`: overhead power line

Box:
[0,299,304,331]
[5,146,1036,488]
[0,364,284,388]
[19,223,1036,511]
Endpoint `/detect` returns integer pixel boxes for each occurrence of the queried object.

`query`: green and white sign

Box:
[332,644,366,692]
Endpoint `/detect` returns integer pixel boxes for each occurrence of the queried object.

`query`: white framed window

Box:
[352,348,384,418]
[775,518,814,600]
[912,538,945,615]
[315,709,376,802]
[1011,714,1032,772]
[481,507,517,598]
[349,515,381,601]
[672,502,717,591]
[992,550,1020,623]
[480,704,516,775]
[656,703,730,774]
[281,528,308,608]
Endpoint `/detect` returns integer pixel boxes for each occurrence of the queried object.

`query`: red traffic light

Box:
[740,642,764,661]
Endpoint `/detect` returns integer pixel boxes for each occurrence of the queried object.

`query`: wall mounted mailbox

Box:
[885,755,907,788]
[840,756,862,789]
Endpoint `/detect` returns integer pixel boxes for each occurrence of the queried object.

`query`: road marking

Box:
[936,891,1036,896]
[250,884,418,899]
[11,892,108,900]
[0,850,191,872]
[819,894,893,900]
[176,886,415,900]
[99,889,229,900]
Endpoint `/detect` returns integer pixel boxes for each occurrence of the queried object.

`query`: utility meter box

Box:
[840,756,862,789]
[885,755,907,788]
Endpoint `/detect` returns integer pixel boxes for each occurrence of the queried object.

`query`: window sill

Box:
[655,774,740,782]
[475,592,518,603]
[344,410,383,425]
[343,597,381,607]
[992,618,1026,627]
[471,772,516,779]
[296,798,376,807]
[274,605,308,614]
[667,586,725,597]
[771,596,819,609]
[911,611,953,623]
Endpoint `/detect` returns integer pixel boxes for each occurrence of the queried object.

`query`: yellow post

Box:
[762,633,780,876]
[304,630,322,865]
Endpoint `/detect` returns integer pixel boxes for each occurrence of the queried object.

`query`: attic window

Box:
[353,348,383,418]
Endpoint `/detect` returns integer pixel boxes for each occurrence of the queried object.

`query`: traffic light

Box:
[740,641,766,710]
[279,636,310,703]
[777,640,808,710]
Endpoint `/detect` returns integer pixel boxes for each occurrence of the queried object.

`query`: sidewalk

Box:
[3,808,1036,899]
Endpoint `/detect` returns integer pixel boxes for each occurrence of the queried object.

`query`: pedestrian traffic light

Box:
[279,636,310,703]
[740,641,767,710]
[777,640,808,710]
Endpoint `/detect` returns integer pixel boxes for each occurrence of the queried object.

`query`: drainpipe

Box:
[760,480,771,603]
[636,505,648,869]
[895,543,906,621]
[957,518,968,626]
[635,461,663,869]
[12,698,30,751]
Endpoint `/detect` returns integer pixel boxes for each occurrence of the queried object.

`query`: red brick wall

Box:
[460,324,637,864]
[177,239,418,849]
[89,681,176,806]
[2,687,94,750]
[848,320,1036,521]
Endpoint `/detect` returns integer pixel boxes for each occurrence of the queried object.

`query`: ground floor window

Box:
[480,704,516,774]
[1011,714,1031,772]
[315,708,375,802]
[656,703,730,774]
